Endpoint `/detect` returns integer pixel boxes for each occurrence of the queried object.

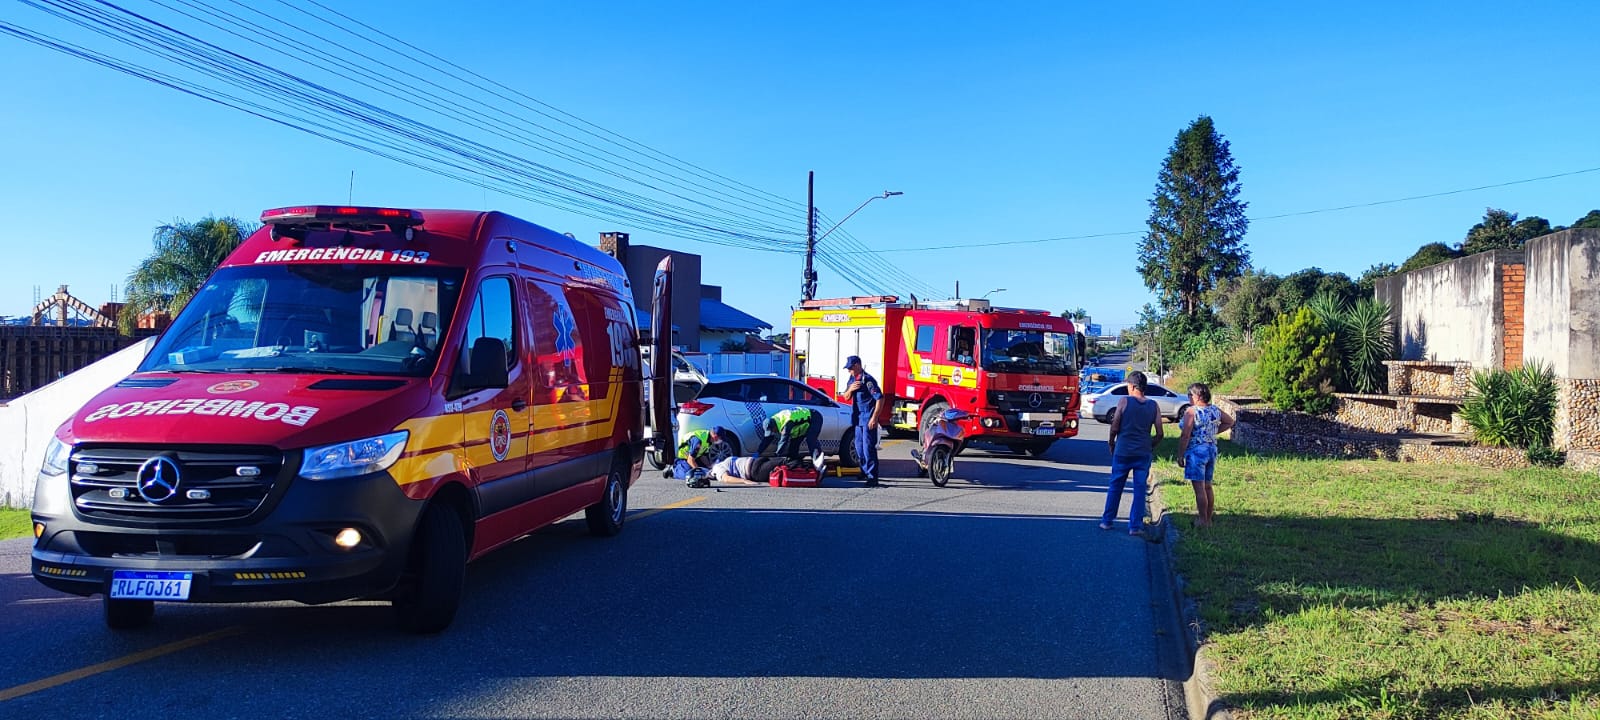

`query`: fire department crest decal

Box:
[206,380,259,394]
[490,409,512,461]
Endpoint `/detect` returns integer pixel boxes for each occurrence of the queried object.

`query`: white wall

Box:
[0,338,154,508]
[1525,230,1600,379]
[1388,251,1507,369]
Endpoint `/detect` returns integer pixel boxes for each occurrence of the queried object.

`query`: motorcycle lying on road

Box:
[911,408,969,487]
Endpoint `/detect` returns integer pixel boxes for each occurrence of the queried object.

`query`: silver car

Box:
[1089,382,1190,423]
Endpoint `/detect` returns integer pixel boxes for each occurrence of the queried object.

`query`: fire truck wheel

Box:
[919,401,950,447]
[586,455,630,537]
[394,503,467,634]
[103,597,154,630]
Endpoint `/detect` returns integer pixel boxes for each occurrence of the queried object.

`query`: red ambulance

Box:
[31,205,675,632]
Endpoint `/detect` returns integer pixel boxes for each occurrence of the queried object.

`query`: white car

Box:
[674,371,858,465]
[1089,382,1191,424]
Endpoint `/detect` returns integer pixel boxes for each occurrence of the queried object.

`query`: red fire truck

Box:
[790,296,1081,457]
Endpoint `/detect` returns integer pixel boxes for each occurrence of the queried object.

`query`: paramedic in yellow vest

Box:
[672,426,726,488]
[758,407,823,463]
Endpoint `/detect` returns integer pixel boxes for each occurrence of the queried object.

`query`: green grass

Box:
[1153,441,1600,719]
[0,507,31,540]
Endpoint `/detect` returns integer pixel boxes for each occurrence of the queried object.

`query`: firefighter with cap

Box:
[670,426,726,488]
[843,355,886,486]
[759,406,824,467]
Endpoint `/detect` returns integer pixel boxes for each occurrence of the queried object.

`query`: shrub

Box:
[1257,308,1339,414]
[1339,297,1394,394]
[1461,361,1558,449]
[1191,341,1241,386]
[1526,443,1566,467]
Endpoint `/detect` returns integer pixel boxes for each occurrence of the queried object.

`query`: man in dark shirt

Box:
[844,355,886,487]
[1100,371,1165,535]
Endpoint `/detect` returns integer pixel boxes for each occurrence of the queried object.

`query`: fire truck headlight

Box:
[301,431,409,481]
[40,437,70,477]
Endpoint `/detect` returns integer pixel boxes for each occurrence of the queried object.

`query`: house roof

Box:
[699,298,771,332]
[634,308,680,332]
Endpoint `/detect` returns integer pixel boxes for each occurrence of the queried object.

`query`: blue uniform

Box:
[849,371,883,481]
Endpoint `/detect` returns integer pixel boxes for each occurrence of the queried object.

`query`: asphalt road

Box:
[0,418,1189,719]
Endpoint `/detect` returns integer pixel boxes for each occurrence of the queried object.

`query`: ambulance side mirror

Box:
[463,337,510,390]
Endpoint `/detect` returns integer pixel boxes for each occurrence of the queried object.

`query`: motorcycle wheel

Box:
[929,445,953,487]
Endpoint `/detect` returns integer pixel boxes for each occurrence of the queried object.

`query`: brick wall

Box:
[1502,263,1525,369]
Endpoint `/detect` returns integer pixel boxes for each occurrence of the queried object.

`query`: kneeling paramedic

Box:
[673,426,726,488]
[758,406,822,466]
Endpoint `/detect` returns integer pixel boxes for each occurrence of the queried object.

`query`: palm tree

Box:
[120,216,257,333]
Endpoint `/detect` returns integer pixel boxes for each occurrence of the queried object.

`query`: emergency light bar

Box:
[261,205,424,242]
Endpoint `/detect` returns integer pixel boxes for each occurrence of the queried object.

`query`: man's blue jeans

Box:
[1101,454,1152,531]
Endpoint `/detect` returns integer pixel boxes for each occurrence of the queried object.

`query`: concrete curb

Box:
[1148,484,1234,720]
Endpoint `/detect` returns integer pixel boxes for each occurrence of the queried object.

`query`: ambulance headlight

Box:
[301,431,408,480]
[41,437,71,477]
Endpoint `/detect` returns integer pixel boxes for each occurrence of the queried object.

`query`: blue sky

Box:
[2,1,1597,334]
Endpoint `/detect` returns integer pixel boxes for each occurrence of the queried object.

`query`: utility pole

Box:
[802,171,816,301]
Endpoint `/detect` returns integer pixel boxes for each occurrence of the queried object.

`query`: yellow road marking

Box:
[0,625,246,702]
[629,495,707,521]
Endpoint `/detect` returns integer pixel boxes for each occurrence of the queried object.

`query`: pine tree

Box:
[1138,115,1250,319]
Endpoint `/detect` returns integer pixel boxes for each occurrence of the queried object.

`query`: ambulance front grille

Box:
[69,446,286,523]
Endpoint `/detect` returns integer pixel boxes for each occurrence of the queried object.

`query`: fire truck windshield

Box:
[981,329,1077,375]
[138,264,465,377]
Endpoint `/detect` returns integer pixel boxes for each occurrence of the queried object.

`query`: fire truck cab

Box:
[790,296,1080,457]
[31,205,676,633]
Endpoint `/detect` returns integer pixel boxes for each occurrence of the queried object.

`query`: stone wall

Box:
[1230,422,1531,468]
[1333,395,1461,434]
[1556,379,1600,453]
[1384,360,1471,398]
[1569,451,1600,473]
[1218,397,1529,470]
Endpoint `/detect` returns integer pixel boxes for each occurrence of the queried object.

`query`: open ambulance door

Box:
[647,256,676,469]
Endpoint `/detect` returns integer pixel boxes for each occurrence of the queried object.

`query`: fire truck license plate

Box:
[110,571,192,601]
[1034,427,1056,436]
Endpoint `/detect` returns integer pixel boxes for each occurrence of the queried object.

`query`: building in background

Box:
[597,232,773,353]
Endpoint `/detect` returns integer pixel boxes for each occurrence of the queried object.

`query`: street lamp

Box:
[815,191,903,244]
[979,288,1006,299]
[803,190,903,300]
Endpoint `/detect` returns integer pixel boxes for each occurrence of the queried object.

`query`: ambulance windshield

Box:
[138,264,465,377]
[980,329,1077,375]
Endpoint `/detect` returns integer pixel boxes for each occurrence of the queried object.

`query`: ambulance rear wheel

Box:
[586,456,629,537]
[394,503,466,634]
[103,597,154,630]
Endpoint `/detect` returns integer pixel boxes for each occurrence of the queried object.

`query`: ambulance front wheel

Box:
[394,503,467,634]
[586,456,629,537]
[103,596,154,630]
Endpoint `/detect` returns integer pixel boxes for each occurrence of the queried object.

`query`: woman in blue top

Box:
[1100,371,1165,536]
[1174,382,1235,528]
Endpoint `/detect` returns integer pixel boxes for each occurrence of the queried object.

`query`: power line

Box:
[7,0,809,254]
[834,165,1600,255]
